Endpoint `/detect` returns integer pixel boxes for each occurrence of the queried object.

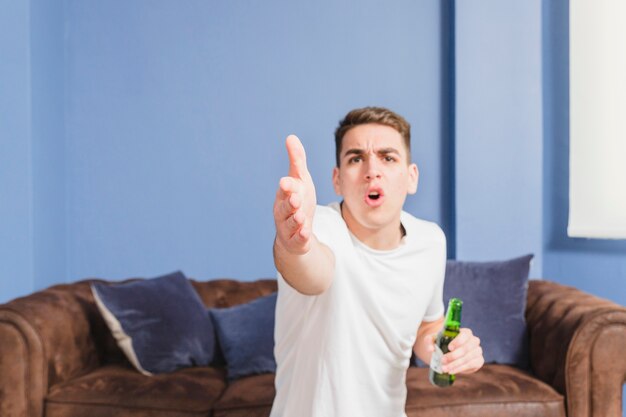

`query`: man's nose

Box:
[364,160,382,180]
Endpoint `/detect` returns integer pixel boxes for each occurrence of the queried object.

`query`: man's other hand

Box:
[439,328,484,375]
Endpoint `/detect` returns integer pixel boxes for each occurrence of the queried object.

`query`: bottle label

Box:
[430,344,444,374]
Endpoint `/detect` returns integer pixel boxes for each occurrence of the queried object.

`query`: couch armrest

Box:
[0,280,106,417]
[526,280,626,417]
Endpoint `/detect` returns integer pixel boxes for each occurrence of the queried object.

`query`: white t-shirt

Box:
[270,202,446,417]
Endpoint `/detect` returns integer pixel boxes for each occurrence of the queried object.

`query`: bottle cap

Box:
[449,298,463,307]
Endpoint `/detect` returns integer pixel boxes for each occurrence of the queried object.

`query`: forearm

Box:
[274,234,334,295]
[414,336,434,365]
[413,317,444,364]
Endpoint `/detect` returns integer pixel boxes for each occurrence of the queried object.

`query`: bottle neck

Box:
[444,299,462,332]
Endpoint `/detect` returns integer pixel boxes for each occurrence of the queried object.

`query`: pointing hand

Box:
[273,135,317,255]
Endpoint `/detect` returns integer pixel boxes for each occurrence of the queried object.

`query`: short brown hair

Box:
[334,106,411,167]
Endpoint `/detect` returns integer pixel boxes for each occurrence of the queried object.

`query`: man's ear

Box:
[332,166,342,196]
[408,163,419,195]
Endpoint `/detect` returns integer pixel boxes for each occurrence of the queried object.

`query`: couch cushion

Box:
[212,365,565,417]
[46,364,227,417]
[405,365,565,417]
[92,271,216,375]
[209,292,277,381]
[443,255,533,368]
[212,373,275,417]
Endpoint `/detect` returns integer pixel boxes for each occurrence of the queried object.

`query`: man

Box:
[270,107,484,417]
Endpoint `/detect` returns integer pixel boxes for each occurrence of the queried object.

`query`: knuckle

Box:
[292,214,302,227]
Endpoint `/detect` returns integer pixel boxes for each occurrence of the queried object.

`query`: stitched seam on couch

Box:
[213,403,272,411]
[405,398,565,410]
[44,398,213,414]
[213,399,273,410]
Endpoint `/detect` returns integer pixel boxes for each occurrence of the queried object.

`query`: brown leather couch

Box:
[1,278,625,417]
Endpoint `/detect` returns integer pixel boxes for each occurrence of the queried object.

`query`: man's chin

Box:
[352,212,401,231]
[342,200,400,225]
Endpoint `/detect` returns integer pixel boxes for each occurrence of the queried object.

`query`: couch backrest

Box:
[47,278,278,370]
[190,278,277,308]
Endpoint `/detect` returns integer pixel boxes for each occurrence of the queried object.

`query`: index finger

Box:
[286,135,309,179]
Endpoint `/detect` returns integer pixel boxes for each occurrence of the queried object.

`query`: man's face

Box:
[332,123,419,239]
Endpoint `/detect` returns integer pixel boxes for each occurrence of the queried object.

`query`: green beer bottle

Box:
[429,298,463,387]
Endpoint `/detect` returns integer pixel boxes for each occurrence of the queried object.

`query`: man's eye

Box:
[349,157,362,164]
[384,156,396,162]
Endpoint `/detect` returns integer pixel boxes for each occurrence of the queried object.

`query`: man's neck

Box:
[340,202,405,251]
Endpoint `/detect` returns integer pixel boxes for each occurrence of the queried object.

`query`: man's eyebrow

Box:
[343,148,365,158]
[342,147,401,159]
[376,147,400,155]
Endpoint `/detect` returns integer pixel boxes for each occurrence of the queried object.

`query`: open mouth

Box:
[365,188,384,206]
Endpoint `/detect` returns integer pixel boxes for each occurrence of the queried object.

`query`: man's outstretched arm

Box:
[273,135,334,295]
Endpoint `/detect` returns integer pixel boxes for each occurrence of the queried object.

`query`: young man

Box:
[270,107,484,417]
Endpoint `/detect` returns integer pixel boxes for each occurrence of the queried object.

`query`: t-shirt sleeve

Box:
[422,225,446,322]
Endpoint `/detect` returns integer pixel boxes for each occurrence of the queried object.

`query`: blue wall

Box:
[31,0,66,290]
[454,0,544,277]
[0,0,34,301]
[1,0,449,301]
[542,0,626,307]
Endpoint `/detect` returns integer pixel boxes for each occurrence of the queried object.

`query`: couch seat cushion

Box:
[405,365,565,417]
[212,373,275,417]
[212,366,566,417]
[46,364,226,417]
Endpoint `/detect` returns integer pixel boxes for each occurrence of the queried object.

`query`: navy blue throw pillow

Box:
[92,271,215,375]
[209,292,277,381]
[444,254,533,368]
[413,254,533,369]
